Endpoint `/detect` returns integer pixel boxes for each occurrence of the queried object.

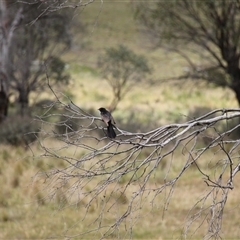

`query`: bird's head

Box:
[98,107,107,113]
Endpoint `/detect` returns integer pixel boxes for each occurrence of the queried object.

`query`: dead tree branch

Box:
[36,96,240,239]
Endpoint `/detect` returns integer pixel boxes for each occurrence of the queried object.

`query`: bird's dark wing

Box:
[107,123,116,138]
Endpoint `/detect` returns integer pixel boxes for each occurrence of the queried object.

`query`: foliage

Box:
[0,1,72,115]
[187,106,216,120]
[116,107,160,133]
[48,57,70,85]
[55,113,81,135]
[0,115,39,146]
[98,45,151,110]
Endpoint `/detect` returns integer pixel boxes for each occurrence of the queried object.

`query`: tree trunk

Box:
[228,66,240,106]
[0,3,23,120]
[18,88,29,116]
[0,74,9,123]
[234,87,240,107]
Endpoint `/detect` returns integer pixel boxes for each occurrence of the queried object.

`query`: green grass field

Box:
[0,1,239,239]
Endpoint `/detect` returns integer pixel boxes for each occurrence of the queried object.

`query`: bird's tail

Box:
[107,123,116,138]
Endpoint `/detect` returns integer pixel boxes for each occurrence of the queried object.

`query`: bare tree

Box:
[135,0,240,106]
[17,0,97,14]
[35,90,240,239]
[0,0,97,117]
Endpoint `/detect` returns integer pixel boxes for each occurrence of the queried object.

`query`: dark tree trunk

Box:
[233,87,240,107]
[18,87,29,116]
[0,77,9,123]
[228,65,240,106]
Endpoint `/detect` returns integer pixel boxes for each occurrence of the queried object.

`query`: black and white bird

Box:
[98,107,116,138]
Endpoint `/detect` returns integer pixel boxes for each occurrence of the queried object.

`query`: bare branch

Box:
[34,92,240,239]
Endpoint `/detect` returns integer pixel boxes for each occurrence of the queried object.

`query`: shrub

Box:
[116,108,159,133]
[0,115,40,146]
[55,114,81,134]
[187,106,215,120]
[55,108,96,135]
[221,117,240,140]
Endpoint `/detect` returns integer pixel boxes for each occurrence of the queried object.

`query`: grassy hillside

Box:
[63,0,237,120]
[0,1,239,239]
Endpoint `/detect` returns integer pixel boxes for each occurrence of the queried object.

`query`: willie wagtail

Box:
[98,107,116,138]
